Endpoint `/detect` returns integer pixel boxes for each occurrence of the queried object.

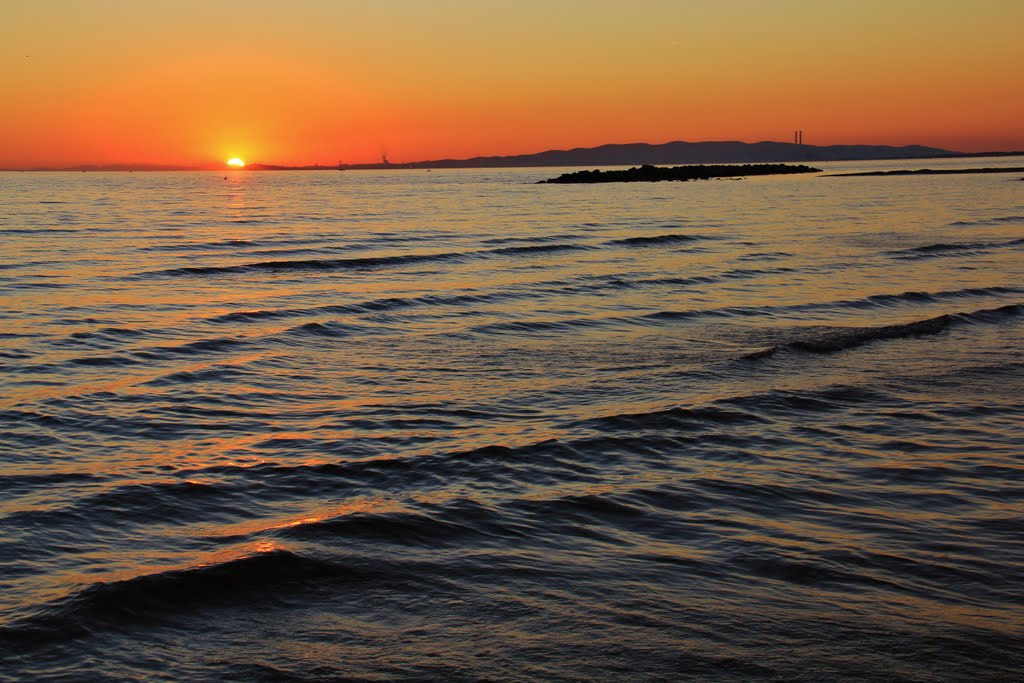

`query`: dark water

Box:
[2,160,1023,681]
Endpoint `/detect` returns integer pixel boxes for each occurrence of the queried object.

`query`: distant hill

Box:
[389,140,958,169]
[3,141,982,172]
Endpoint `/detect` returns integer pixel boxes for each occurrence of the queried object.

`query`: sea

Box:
[1,157,1022,682]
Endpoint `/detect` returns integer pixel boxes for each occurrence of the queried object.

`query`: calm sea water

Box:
[2,159,1023,681]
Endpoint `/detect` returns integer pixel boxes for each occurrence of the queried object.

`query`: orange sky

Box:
[1,0,1022,168]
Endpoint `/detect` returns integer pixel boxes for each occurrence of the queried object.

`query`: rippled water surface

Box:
[2,160,1023,681]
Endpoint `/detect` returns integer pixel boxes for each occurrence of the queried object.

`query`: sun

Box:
[227,157,245,168]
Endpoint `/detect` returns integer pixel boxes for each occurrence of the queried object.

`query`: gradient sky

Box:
[2,0,1022,167]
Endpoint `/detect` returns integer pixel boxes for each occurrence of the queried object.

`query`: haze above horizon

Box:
[2,0,1022,168]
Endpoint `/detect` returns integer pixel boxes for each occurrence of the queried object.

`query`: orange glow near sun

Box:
[227,157,245,168]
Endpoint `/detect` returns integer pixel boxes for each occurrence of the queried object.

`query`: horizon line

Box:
[5,137,1021,172]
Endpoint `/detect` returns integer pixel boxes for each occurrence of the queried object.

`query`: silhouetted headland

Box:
[538,163,821,184]
[371,141,957,170]
[829,166,1024,177]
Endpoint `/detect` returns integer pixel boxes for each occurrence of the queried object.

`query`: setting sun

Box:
[227,157,245,168]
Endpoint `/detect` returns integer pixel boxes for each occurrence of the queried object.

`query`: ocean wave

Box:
[173,436,648,498]
[471,317,616,335]
[606,233,711,247]
[1,227,82,234]
[0,471,96,495]
[649,288,1022,323]
[856,285,1023,306]
[130,337,246,359]
[737,251,792,261]
[209,292,509,325]
[887,238,1024,259]
[143,238,260,251]
[744,303,1022,359]
[207,308,304,323]
[565,404,770,432]
[68,354,143,367]
[273,504,506,547]
[52,327,151,351]
[642,307,754,321]
[208,292,509,324]
[0,479,255,535]
[0,550,351,643]
[4,281,70,289]
[148,251,472,276]
[0,405,267,442]
[282,321,384,338]
[715,386,901,422]
[143,239,594,277]
[487,242,593,256]
[0,261,57,271]
[749,286,1024,314]
[67,327,147,340]
[949,214,1024,227]
[480,233,588,245]
[143,365,254,386]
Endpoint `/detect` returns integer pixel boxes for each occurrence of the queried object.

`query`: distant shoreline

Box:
[5,151,1023,173]
[827,166,1024,177]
